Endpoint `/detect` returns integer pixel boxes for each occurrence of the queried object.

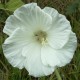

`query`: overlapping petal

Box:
[43,7,71,49]
[24,43,54,77]
[14,3,52,32]
[3,15,25,35]
[3,28,54,77]
[3,3,52,36]
[55,32,77,67]
[3,28,33,69]
[41,31,77,67]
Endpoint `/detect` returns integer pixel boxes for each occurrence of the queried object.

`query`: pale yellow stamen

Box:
[34,31,47,45]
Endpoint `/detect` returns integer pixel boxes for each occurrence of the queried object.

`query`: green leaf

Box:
[6,0,24,11]
[0,0,24,11]
[0,3,4,9]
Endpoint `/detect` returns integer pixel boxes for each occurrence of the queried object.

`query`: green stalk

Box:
[55,69,62,80]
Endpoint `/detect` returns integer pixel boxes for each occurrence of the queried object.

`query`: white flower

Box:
[3,3,77,77]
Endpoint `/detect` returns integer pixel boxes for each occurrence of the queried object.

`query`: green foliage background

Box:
[0,0,80,80]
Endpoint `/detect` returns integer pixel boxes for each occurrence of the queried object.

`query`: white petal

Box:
[55,31,77,67]
[3,28,33,69]
[43,7,71,49]
[43,7,58,20]
[13,3,52,32]
[41,45,60,67]
[3,44,25,69]
[24,43,54,77]
[3,15,27,36]
[41,31,77,67]
[4,28,33,44]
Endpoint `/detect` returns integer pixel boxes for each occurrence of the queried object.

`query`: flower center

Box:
[34,31,47,45]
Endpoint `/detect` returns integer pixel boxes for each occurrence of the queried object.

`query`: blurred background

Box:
[0,0,80,80]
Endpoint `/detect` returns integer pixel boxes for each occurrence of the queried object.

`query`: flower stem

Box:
[55,69,62,80]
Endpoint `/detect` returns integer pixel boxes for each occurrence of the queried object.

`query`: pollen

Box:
[34,31,47,45]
